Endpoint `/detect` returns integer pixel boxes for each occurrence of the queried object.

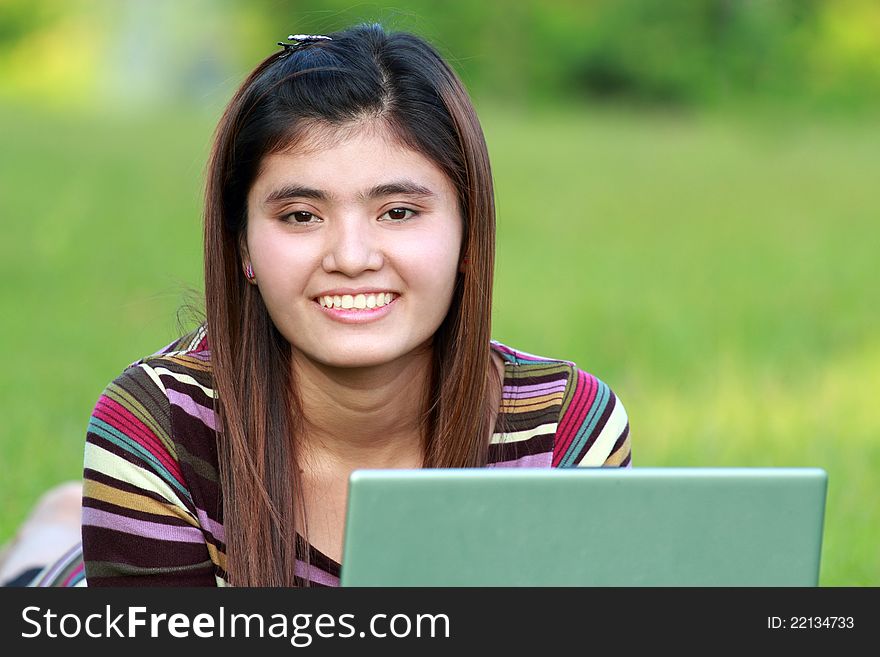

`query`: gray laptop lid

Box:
[339,467,827,586]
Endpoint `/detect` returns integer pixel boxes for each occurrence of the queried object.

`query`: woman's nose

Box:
[321,215,384,276]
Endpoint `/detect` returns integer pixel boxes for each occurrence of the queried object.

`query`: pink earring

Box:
[245,263,255,281]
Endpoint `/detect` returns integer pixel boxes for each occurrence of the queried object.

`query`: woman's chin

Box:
[299,344,417,371]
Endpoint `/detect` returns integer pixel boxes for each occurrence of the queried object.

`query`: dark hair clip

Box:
[277,33,332,55]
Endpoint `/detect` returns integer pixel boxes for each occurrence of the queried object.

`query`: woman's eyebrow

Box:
[263,179,438,204]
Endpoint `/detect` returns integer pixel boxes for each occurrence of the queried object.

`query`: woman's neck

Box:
[292,347,431,474]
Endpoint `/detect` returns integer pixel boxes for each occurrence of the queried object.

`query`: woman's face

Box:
[244,124,463,370]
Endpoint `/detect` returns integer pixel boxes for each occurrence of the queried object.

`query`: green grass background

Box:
[1,102,877,585]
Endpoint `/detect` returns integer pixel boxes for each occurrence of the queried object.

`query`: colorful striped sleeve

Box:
[30,543,86,587]
[81,361,216,586]
[553,366,631,468]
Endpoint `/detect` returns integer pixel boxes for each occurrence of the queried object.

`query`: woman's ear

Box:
[458,255,469,273]
[239,236,256,284]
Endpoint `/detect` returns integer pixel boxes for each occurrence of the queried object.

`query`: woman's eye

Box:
[284,211,318,224]
[383,207,416,222]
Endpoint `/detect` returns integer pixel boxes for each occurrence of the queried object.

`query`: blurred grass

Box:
[1,101,877,585]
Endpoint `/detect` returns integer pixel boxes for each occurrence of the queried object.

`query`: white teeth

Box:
[318,292,396,309]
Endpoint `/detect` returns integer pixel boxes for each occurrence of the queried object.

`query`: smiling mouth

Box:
[315,292,397,310]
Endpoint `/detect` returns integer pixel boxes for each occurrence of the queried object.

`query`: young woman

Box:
[4,22,630,587]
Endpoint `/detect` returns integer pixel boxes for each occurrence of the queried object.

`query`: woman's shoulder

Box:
[103,322,214,395]
[490,339,580,371]
[137,322,212,376]
[490,339,631,468]
[88,322,216,463]
[489,338,613,395]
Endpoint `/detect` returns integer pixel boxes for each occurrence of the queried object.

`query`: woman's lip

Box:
[314,297,397,324]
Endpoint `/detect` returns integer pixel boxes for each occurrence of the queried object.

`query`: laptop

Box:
[339,467,827,586]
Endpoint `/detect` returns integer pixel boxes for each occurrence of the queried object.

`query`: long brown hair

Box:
[203,23,498,586]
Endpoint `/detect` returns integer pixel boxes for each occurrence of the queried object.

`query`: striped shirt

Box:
[42,324,630,586]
